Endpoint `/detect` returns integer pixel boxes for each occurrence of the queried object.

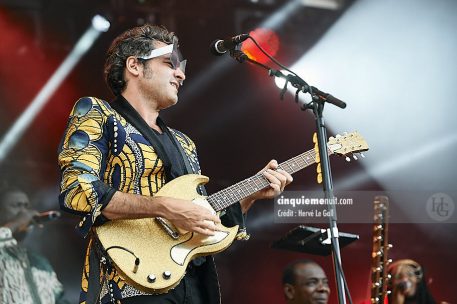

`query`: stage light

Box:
[241,28,279,64]
[92,14,110,32]
[301,0,342,10]
[0,15,109,163]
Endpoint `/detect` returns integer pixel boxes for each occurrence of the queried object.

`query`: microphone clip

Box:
[229,49,248,63]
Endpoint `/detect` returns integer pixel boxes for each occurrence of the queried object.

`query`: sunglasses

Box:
[137,40,187,75]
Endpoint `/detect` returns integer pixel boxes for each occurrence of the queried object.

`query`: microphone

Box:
[210,34,249,56]
[397,281,412,292]
[33,210,61,224]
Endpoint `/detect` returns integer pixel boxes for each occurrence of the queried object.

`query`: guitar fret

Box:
[279,150,316,175]
[207,146,338,212]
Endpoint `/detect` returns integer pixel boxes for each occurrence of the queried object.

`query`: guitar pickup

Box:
[156,217,180,240]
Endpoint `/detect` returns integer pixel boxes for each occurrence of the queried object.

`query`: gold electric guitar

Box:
[95,131,369,294]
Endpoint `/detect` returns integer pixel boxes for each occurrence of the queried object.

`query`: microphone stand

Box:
[229,49,349,304]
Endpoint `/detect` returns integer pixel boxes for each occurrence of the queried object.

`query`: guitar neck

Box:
[207,148,328,212]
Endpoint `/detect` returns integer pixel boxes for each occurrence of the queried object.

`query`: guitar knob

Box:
[353,154,358,160]
[360,153,366,158]
[163,271,172,280]
[147,274,156,283]
[345,156,351,162]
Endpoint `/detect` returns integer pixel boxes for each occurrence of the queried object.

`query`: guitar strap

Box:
[86,238,103,304]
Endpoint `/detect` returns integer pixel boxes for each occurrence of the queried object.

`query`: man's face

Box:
[0,191,30,225]
[285,263,330,304]
[137,41,186,110]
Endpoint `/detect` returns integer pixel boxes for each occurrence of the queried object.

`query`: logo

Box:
[426,193,454,222]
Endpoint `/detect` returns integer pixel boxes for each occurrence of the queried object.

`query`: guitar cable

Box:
[106,245,141,273]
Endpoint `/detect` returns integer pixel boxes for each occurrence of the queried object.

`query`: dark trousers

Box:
[121,265,208,304]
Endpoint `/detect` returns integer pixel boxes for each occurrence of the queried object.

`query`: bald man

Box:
[282,259,330,304]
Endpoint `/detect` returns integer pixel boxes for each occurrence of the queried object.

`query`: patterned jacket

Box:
[58,96,246,304]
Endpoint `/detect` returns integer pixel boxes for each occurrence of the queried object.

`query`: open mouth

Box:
[171,82,179,90]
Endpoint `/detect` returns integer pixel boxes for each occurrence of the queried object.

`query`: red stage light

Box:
[241,28,279,64]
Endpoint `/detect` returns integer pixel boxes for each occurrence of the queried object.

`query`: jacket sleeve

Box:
[58,97,116,237]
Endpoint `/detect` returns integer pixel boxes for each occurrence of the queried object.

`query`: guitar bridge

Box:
[156,217,180,239]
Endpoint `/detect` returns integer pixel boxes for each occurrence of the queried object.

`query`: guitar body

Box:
[95,174,239,294]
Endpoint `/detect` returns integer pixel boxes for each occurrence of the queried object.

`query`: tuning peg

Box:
[360,153,366,158]
[345,156,351,162]
[387,291,392,295]
[353,154,358,160]
[388,244,393,249]
[387,259,393,264]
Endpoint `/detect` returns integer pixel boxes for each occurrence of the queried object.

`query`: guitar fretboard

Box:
[207,148,328,212]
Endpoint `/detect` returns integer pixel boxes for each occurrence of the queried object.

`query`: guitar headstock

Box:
[327,131,369,159]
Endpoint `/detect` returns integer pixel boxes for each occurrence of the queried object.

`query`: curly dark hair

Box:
[104,24,177,96]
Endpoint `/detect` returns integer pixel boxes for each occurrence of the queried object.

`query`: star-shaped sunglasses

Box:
[137,40,187,76]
